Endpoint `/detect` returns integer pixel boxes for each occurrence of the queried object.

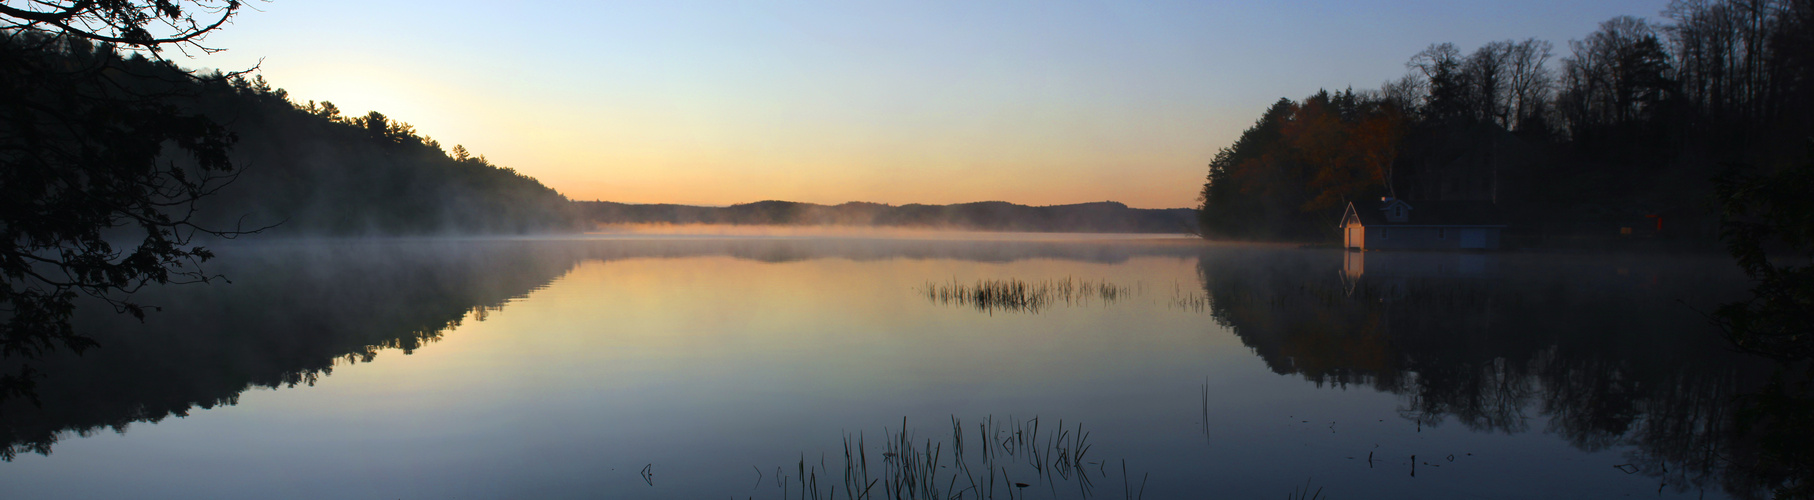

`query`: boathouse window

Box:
[1384,203,1409,223]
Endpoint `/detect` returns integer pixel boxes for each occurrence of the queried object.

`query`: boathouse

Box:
[1341,198,1505,251]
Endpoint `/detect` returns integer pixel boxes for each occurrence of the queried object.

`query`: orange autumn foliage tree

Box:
[1199,89,1410,240]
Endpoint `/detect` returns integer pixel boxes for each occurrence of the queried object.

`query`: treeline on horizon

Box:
[4,31,577,236]
[1199,0,1814,243]
[580,200,1198,233]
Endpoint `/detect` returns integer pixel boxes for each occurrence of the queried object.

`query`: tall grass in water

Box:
[763,415,1144,500]
[922,278,1132,314]
[1171,281,1210,312]
[1287,478,1325,500]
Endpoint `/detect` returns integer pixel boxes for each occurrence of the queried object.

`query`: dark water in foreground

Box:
[0,236,1783,498]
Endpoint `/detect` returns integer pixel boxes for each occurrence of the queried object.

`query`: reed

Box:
[922,277,1136,314]
[1171,281,1211,312]
[765,415,1128,500]
[1286,478,1325,500]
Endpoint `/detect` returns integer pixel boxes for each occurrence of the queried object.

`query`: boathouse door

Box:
[1460,228,1487,249]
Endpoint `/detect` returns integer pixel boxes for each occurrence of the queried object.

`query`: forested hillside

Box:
[1199,0,1813,243]
[196,86,580,235]
[5,33,578,237]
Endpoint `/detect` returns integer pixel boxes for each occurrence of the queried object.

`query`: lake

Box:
[0,236,1782,499]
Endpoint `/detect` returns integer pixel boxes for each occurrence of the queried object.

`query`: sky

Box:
[187,0,1670,208]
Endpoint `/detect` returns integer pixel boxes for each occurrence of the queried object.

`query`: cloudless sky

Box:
[188,0,1669,208]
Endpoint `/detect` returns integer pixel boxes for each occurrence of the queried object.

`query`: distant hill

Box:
[578,200,1199,234]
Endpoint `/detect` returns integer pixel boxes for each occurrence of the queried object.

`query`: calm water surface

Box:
[0,236,1773,498]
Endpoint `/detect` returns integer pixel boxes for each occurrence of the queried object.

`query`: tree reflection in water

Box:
[7,238,1798,497]
[0,238,1204,462]
[0,240,584,460]
[1196,248,1799,498]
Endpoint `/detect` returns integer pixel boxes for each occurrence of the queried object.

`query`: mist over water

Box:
[0,236,1774,499]
[9,0,1813,497]
[584,223,1202,240]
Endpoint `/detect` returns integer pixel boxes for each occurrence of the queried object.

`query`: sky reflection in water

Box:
[0,237,1764,499]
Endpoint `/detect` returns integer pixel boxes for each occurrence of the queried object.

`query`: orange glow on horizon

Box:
[189,0,1667,213]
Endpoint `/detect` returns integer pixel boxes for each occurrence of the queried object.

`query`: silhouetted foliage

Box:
[2,33,238,356]
[2,1,251,401]
[1198,0,1814,244]
[3,11,578,406]
[1713,143,1814,498]
[0,0,241,52]
[1712,144,1814,362]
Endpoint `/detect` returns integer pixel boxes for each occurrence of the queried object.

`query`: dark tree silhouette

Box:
[0,0,241,52]
[1713,143,1814,362]
[1198,0,1814,243]
[2,1,250,400]
[1410,43,1471,122]
[1710,141,1814,500]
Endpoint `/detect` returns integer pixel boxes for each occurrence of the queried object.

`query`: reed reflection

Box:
[1196,249,1789,498]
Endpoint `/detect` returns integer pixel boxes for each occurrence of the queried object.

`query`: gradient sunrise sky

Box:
[188,0,1666,208]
